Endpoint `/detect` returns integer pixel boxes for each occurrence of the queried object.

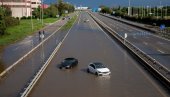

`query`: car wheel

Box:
[95,72,98,76]
[87,69,90,73]
[59,67,62,69]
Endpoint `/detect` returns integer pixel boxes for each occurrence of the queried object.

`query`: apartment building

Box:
[0,0,41,18]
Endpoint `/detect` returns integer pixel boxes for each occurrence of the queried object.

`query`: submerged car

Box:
[84,19,89,22]
[87,62,111,76]
[59,58,78,69]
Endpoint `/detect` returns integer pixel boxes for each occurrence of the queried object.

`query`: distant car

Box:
[59,58,78,69]
[87,62,111,76]
[84,19,89,22]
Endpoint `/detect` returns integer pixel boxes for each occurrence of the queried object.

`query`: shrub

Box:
[21,16,27,19]
[5,16,20,27]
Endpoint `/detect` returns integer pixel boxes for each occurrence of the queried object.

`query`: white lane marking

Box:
[90,13,168,97]
[78,12,81,25]
[157,49,165,54]
[120,21,170,42]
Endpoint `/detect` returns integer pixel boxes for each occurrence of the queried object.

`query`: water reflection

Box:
[0,60,5,73]
[0,47,5,73]
[95,75,111,87]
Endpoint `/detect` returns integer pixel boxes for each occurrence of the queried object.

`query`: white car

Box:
[84,19,89,22]
[87,62,111,76]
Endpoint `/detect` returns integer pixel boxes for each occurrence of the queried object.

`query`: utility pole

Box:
[41,0,43,25]
[30,0,34,30]
[157,6,159,19]
[160,1,163,19]
[128,0,131,16]
[165,5,167,19]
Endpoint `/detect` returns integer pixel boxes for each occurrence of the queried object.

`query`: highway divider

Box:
[0,15,67,78]
[88,12,170,88]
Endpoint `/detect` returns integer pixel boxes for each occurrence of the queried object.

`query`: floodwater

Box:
[29,12,169,97]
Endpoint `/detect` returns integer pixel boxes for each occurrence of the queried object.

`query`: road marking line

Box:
[143,42,148,45]
[157,49,165,54]
[78,12,81,25]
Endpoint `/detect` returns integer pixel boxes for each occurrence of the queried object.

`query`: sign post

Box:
[160,24,166,34]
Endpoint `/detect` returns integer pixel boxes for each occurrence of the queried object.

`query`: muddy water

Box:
[29,12,169,97]
[0,46,5,73]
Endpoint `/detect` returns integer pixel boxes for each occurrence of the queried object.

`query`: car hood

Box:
[96,68,110,73]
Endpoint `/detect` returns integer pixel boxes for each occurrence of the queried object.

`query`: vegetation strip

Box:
[61,15,78,30]
[0,18,59,46]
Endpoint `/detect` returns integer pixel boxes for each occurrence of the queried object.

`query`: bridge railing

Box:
[88,12,170,88]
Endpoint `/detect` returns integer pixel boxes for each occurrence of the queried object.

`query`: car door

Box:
[89,64,96,73]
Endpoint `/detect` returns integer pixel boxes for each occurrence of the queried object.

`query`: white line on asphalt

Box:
[78,12,81,25]
[157,49,165,54]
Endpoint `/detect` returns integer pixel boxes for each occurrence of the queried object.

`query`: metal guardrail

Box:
[89,12,170,87]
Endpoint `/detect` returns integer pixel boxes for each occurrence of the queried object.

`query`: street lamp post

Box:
[128,0,131,16]
[30,0,34,30]
[166,5,167,19]
[41,0,44,25]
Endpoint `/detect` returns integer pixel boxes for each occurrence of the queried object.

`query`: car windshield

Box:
[94,63,106,68]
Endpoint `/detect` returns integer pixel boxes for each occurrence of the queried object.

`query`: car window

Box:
[95,63,105,68]
[90,64,95,69]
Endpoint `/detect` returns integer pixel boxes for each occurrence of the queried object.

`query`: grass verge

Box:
[61,15,78,30]
[0,18,59,46]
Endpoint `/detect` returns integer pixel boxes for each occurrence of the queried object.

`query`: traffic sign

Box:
[160,24,165,30]
[124,33,127,38]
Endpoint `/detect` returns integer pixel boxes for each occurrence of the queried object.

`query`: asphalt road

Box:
[29,12,169,97]
[93,13,170,70]
[0,13,76,97]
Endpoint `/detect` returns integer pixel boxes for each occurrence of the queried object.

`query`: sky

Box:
[45,0,170,8]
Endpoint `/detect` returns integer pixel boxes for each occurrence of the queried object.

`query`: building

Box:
[75,6,88,10]
[0,0,41,18]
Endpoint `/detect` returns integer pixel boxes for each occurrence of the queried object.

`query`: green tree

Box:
[57,0,64,16]
[0,7,6,35]
[48,4,58,17]
[32,6,41,19]
[100,6,112,14]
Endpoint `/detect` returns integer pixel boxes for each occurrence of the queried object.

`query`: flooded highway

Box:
[0,14,74,97]
[29,12,169,97]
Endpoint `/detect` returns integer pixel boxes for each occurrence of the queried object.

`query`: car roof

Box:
[63,58,77,63]
[91,62,106,68]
